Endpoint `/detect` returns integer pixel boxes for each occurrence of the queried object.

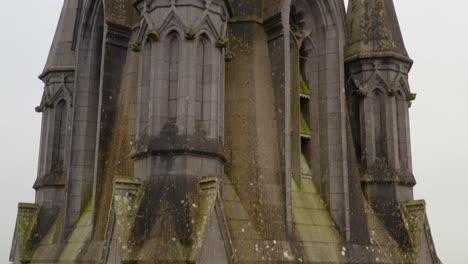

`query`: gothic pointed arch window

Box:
[372,89,386,162]
[51,98,68,177]
[137,40,152,137]
[166,32,180,121]
[396,92,409,170]
[196,34,212,131]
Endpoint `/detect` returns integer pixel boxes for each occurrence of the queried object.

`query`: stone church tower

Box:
[10,0,441,263]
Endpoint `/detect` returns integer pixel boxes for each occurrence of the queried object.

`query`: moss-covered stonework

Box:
[10,0,441,263]
[15,203,39,263]
[345,0,413,64]
[292,157,344,263]
[401,200,427,262]
[58,200,93,263]
[299,77,311,98]
[113,178,142,262]
[104,0,137,27]
[300,113,312,137]
[112,176,222,263]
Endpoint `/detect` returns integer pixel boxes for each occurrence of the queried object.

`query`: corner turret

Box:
[345,0,418,253]
[11,1,81,259]
[34,0,80,221]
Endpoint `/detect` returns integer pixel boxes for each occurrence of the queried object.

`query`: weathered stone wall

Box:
[64,1,105,236]
[226,9,286,240]
[9,0,442,263]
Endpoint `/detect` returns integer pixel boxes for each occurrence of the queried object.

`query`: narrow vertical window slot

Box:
[196,35,211,132]
[52,99,67,174]
[396,93,407,169]
[168,34,179,121]
[373,90,386,161]
[139,41,151,136]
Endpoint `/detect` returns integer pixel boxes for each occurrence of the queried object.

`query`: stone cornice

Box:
[133,0,234,17]
[344,51,414,66]
[132,134,226,162]
[38,66,75,81]
[106,21,132,48]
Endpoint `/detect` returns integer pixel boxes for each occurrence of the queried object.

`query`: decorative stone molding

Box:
[216,38,229,49]
[388,86,400,96]
[357,85,368,97]
[129,42,141,52]
[131,134,226,162]
[401,200,427,261]
[44,100,54,109]
[146,30,159,42]
[130,19,148,53]
[188,177,220,261]
[106,22,132,48]
[184,27,197,40]
[350,77,369,97]
[113,178,143,263]
[408,93,417,101]
[36,71,75,112]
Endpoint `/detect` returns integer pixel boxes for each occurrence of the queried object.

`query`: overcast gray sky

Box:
[0,1,466,263]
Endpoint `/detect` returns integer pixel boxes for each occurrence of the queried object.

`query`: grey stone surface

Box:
[9,0,441,263]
